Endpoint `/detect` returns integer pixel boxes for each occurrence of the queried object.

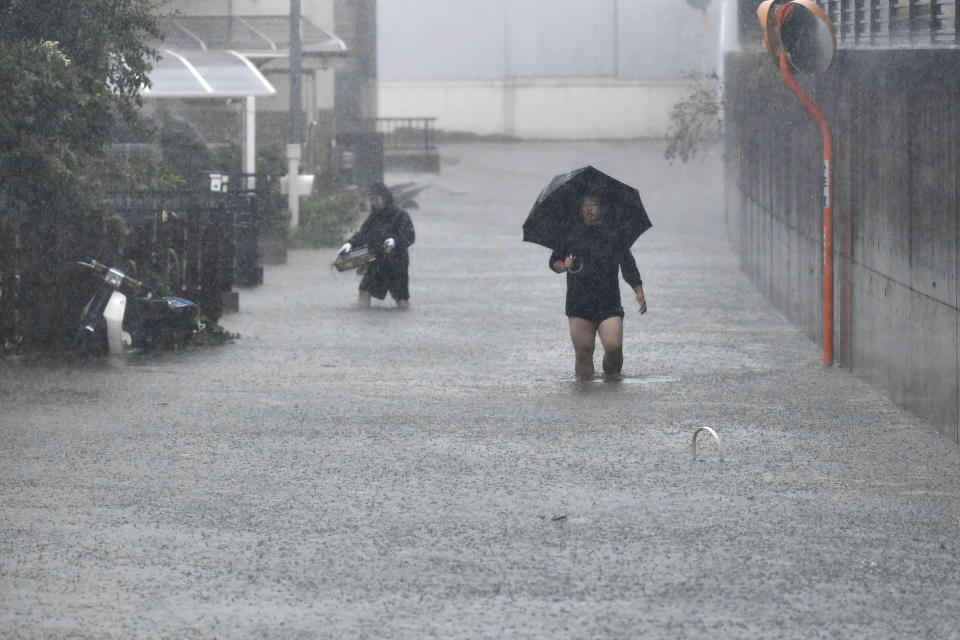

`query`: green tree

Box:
[0,0,163,349]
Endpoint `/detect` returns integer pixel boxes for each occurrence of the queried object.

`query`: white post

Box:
[718,0,738,83]
[286,143,301,228]
[245,96,256,190]
[717,0,739,132]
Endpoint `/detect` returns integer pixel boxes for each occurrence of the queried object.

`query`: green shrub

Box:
[288,181,364,248]
[286,179,426,249]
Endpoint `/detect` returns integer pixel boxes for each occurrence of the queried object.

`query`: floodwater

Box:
[2,141,960,638]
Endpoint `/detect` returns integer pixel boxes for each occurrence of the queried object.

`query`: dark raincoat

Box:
[348,188,416,301]
[549,225,642,322]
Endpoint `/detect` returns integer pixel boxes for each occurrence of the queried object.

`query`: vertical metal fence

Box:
[0,213,23,351]
[0,176,282,351]
[824,0,958,46]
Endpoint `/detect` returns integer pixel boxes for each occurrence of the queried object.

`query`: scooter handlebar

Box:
[77,260,106,273]
[77,259,146,292]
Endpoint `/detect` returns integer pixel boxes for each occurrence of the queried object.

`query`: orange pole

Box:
[778,51,833,366]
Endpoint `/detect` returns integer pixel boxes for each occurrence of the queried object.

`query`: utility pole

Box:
[290,0,303,145]
[287,0,304,227]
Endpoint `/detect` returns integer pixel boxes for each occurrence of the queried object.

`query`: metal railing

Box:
[0,219,23,352]
[825,0,958,46]
[369,118,437,151]
[363,117,440,174]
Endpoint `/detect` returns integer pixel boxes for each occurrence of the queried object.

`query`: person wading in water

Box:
[338,183,416,309]
[549,193,646,378]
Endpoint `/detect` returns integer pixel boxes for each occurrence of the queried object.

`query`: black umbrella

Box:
[522,166,652,252]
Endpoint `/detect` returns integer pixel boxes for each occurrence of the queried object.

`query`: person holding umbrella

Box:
[338,183,416,309]
[550,193,646,378]
[523,167,650,379]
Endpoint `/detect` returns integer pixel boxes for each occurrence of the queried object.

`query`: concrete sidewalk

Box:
[2,141,959,638]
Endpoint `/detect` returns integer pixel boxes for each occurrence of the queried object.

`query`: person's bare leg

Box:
[597,315,624,375]
[357,290,371,307]
[568,317,598,378]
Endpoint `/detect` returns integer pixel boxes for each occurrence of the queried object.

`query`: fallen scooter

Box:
[73,259,200,357]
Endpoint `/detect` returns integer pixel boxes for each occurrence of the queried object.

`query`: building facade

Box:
[154,0,374,176]
[376,0,736,139]
[725,0,960,442]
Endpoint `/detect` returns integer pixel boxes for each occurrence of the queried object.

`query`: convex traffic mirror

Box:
[757,0,836,75]
[779,0,835,75]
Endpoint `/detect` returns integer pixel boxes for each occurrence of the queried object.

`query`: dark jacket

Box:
[550,225,642,315]
[348,198,415,300]
[348,204,415,255]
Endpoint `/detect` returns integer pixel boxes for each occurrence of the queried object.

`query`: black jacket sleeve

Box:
[347,216,372,248]
[394,209,415,250]
[619,247,643,289]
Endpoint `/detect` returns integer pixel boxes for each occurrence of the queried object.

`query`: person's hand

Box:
[635,286,647,315]
[339,242,352,255]
[384,238,396,251]
[564,255,584,273]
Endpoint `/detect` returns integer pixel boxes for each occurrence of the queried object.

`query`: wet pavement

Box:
[2,141,960,639]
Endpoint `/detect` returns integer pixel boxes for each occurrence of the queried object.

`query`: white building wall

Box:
[378,0,722,81]
[377,81,508,135]
[378,78,694,140]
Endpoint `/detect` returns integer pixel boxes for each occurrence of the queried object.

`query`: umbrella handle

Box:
[567,255,583,274]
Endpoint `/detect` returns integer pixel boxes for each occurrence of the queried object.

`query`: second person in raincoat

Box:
[339,183,416,309]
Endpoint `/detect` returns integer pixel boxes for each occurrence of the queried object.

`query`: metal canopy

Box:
[159,15,348,59]
[144,49,276,98]
[145,15,348,97]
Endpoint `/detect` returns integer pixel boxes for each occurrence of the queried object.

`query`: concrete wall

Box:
[724,49,960,443]
[377,0,725,82]
[378,78,695,139]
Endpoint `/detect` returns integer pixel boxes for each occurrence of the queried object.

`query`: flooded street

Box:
[3,141,960,638]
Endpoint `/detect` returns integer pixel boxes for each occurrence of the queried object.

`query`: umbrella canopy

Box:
[522,166,652,252]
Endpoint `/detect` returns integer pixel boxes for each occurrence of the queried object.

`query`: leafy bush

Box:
[255,143,288,176]
[664,73,722,164]
[287,179,426,249]
[288,178,364,249]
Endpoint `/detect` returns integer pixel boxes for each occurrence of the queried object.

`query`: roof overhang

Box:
[158,15,348,59]
[144,15,348,98]
[144,49,276,98]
